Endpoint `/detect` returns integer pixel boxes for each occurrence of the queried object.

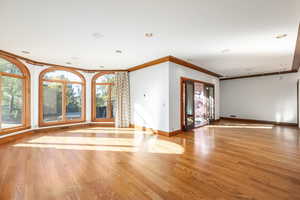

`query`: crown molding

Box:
[127,56,170,72]
[128,55,222,77]
[168,56,221,77]
[220,70,297,81]
[0,50,128,73]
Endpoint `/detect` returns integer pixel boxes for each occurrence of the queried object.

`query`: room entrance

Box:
[181,77,215,130]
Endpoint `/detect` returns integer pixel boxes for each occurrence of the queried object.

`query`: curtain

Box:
[115,72,130,127]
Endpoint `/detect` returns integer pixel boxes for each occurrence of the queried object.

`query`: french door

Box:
[181,78,215,130]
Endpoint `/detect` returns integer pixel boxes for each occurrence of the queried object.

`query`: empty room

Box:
[0,0,300,199]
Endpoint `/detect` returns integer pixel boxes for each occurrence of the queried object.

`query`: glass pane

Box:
[194,82,205,126]
[111,85,116,118]
[186,82,194,115]
[0,57,22,76]
[96,73,115,83]
[43,82,63,122]
[43,70,82,82]
[185,81,194,128]
[1,76,23,129]
[96,85,110,118]
[207,86,214,120]
[66,84,82,120]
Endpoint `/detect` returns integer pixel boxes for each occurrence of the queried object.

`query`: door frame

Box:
[180,77,215,130]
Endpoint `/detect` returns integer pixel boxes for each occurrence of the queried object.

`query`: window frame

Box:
[91,72,116,122]
[39,67,86,127]
[0,54,31,135]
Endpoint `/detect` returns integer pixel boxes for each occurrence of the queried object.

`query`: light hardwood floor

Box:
[0,120,300,200]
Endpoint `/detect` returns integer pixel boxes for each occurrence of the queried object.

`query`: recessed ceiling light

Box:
[145,33,153,37]
[221,49,230,53]
[66,62,72,65]
[71,57,79,60]
[21,50,30,54]
[275,34,287,39]
[92,32,104,39]
[115,50,122,54]
[98,66,104,68]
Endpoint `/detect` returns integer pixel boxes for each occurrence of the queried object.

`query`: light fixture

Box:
[221,49,230,53]
[115,50,122,54]
[21,50,30,54]
[275,34,287,39]
[98,66,104,68]
[66,62,72,65]
[145,33,153,37]
[71,57,79,60]
[92,32,104,39]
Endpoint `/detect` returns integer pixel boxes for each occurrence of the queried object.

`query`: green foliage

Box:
[0,60,22,75]
[66,84,82,112]
[96,74,116,107]
[1,76,23,123]
[96,85,109,107]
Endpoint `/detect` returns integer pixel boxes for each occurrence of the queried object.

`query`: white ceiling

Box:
[0,0,299,77]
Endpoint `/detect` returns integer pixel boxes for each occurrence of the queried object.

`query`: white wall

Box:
[220,73,299,124]
[129,61,220,132]
[169,62,220,131]
[129,62,170,132]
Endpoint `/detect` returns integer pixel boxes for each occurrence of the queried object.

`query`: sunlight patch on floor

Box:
[88,127,137,131]
[14,143,139,152]
[207,124,273,129]
[66,128,154,135]
[13,136,184,154]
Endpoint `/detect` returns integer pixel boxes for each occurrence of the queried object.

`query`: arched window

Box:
[39,67,86,126]
[0,54,30,135]
[92,72,116,122]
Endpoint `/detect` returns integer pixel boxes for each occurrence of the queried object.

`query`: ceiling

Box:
[0,0,299,77]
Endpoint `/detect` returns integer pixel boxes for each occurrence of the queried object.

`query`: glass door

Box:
[205,85,215,122]
[194,82,207,127]
[184,80,195,130]
[181,77,215,130]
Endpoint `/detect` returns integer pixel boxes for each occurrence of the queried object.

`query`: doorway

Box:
[181,77,215,130]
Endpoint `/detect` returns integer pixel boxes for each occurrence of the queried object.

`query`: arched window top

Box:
[41,67,85,83]
[0,56,25,76]
[95,73,115,83]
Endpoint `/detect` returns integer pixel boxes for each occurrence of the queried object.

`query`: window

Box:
[92,72,116,122]
[39,67,85,126]
[0,55,30,135]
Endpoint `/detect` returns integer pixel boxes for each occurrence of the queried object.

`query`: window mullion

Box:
[21,78,26,126]
[108,85,112,119]
[62,83,67,122]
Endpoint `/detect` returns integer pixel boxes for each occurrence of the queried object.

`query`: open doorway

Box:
[181,77,215,130]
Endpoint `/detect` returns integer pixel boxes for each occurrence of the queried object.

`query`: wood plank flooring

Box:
[0,120,300,200]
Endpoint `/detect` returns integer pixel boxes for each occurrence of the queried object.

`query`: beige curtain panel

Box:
[115,72,130,128]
